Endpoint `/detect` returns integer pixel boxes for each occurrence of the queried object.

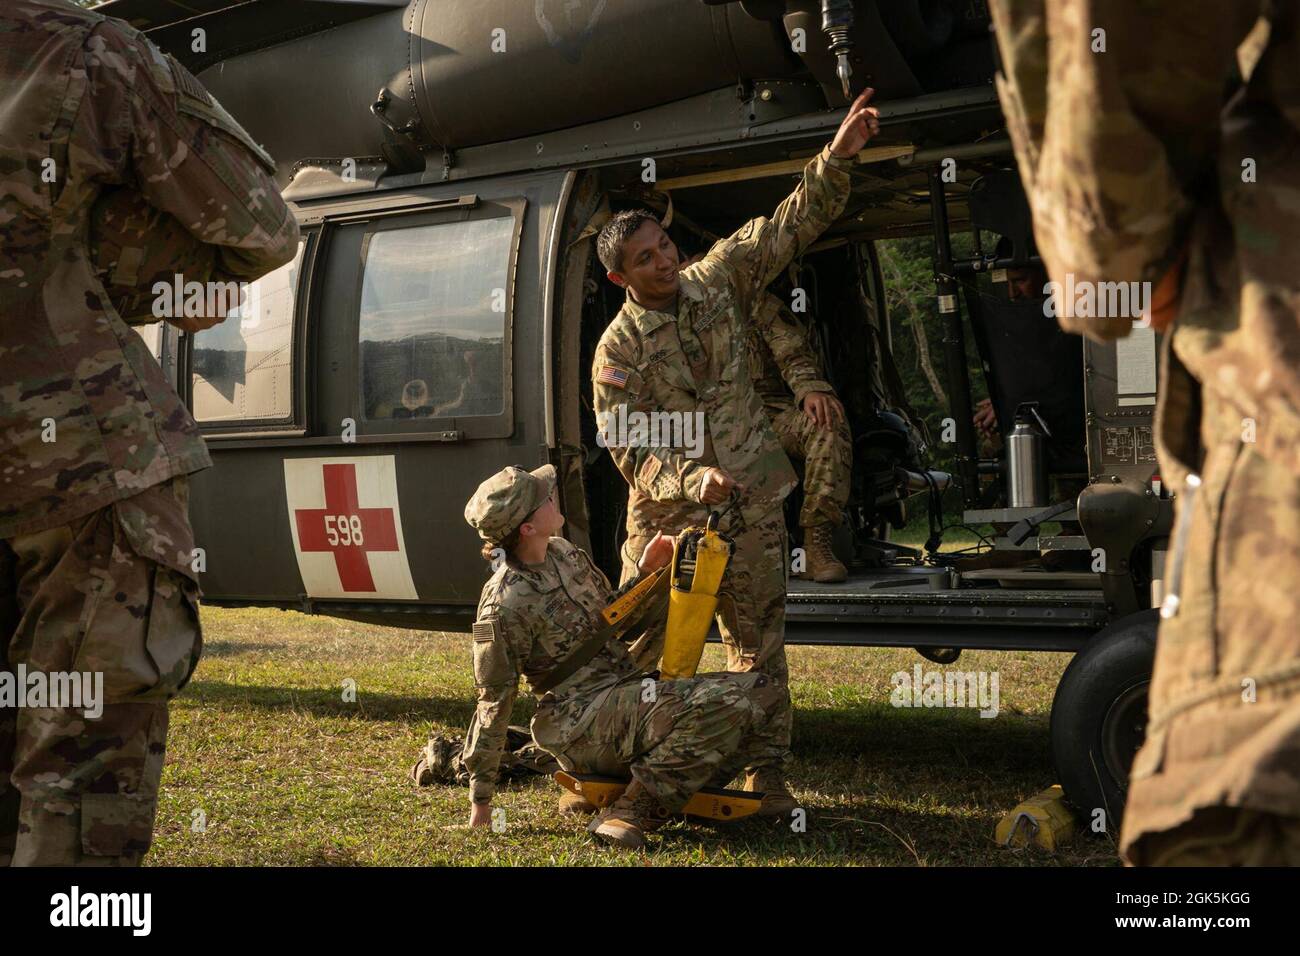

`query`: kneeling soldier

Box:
[463,464,788,849]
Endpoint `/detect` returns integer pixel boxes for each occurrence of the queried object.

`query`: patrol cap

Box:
[464,464,557,544]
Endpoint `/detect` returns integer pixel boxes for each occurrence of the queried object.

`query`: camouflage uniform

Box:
[461,466,786,812]
[748,291,852,529]
[990,0,1300,864]
[593,145,854,771]
[0,0,298,865]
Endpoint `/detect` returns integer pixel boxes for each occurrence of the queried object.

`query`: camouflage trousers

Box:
[620,509,791,773]
[549,671,786,812]
[768,401,851,527]
[1120,379,1300,866]
[0,478,202,866]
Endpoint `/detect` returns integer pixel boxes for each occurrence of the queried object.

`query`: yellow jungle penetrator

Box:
[555,771,764,822]
[659,511,735,680]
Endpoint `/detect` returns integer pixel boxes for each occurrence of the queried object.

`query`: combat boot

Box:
[559,791,597,815]
[587,780,668,849]
[409,757,434,787]
[804,524,847,583]
[744,769,800,818]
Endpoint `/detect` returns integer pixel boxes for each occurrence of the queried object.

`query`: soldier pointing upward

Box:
[591,89,879,809]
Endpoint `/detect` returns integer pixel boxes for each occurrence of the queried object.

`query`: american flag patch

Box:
[596,365,630,388]
[472,620,498,642]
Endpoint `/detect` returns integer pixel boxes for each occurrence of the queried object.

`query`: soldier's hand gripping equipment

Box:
[659,509,736,681]
[530,510,735,694]
[554,771,764,822]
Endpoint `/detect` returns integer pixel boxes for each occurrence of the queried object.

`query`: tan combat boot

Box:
[558,791,597,815]
[409,757,434,787]
[587,780,668,849]
[744,769,800,818]
[804,524,847,583]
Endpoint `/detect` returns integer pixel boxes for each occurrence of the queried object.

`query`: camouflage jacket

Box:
[464,536,645,803]
[0,0,299,543]
[592,145,853,535]
[990,0,1300,478]
[747,290,834,414]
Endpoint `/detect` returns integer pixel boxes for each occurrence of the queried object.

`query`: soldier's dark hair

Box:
[597,209,662,274]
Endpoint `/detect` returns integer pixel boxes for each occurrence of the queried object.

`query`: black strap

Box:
[1007,499,1076,546]
[531,570,669,695]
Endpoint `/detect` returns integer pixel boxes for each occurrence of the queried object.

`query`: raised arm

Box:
[708,88,879,309]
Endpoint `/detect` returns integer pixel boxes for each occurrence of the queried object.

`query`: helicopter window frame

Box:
[187,229,317,437]
[348,197,523,441]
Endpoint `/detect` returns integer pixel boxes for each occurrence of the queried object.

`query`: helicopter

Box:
[102,0,1171,827]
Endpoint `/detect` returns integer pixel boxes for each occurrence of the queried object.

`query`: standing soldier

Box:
[591,89,880,810]
[746,291,852,583]
[0,0,299,865]
[990,1,1300,863]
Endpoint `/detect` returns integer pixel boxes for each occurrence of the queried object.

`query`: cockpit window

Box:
[357,217,512,422]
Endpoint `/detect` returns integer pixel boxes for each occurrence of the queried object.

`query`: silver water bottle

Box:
[1007,402,1050,508]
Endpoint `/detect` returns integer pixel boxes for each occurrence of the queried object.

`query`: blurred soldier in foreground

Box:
[0,0,298,865]
[461,465,788,849]
[991,0,1300,864]
[591,89,879,810]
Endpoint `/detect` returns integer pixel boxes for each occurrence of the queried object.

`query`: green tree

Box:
[877,234,990,491]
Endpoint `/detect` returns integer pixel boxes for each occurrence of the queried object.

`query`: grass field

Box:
[148,595,1119,866]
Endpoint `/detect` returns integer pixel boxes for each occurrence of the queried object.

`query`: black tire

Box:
[1050,609,1158,834]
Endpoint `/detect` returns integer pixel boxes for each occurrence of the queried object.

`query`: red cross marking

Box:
[294,463,399,592]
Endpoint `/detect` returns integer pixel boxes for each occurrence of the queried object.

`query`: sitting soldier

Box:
[747,291,853,583]
[972,237,1051,441]
[460,464,790,849]
[675,251,852,583]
